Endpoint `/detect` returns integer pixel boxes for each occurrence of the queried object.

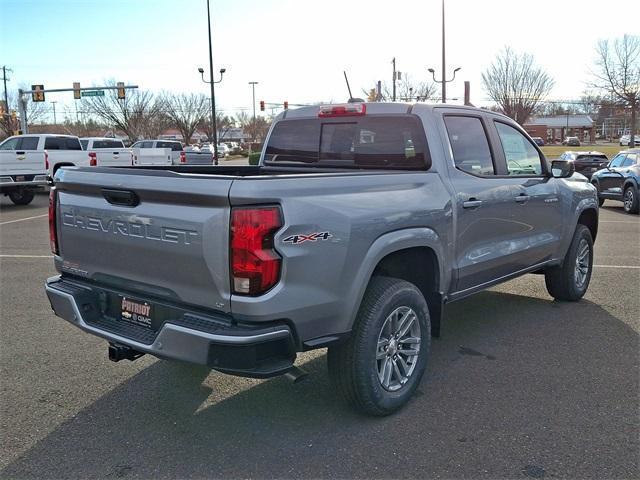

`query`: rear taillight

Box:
[318,103,366,117]
[44,150,49,171]
[230,206,283,295]
[49,188,58,255]
[180,151,186,163]
[89,152,97,166]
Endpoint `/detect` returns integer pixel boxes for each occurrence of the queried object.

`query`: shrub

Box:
[248,152,261,165]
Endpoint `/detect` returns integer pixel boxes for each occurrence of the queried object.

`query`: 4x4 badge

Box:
[283,232,332,244]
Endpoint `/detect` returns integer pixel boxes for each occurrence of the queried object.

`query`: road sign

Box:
[81,90,105,97]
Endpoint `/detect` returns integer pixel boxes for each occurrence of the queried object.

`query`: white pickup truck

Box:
[80,137,133,168]
[0,135,48,205]
[132,139,215,165]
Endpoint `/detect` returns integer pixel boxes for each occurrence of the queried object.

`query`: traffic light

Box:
[259,100,265,112]
[73,82,81,100]
[31,85,45,102]
[117,82,126,100]
[284,101,288,110]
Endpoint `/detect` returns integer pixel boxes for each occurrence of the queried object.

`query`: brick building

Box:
[524,115,595,143]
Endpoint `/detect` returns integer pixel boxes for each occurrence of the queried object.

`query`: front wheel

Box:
[8,188,35,205]
[623,185,639,214]
[545,224,593,301]
[328,276,431,416]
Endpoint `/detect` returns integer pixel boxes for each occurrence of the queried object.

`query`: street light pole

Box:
[206,0,219,165]
[249,81,258,122]
[51,101,57,125]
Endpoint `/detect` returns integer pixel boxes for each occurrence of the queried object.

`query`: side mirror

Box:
[551,160,575,178]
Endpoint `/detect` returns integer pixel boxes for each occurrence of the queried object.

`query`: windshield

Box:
[264,115,430,170]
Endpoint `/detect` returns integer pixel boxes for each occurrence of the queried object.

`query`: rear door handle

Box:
[16,151,25,155]
[514,195,530,203]
[462,199,483,209]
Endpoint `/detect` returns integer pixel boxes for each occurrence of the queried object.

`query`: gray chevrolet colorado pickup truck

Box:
[45,102,598,415]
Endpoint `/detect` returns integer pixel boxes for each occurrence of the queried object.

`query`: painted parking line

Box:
[599,220,639,224]
[594,264,640,269]
[0,214,48,226]
[0,254,52,258]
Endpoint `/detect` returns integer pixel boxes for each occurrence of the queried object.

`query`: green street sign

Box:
[81,90,105,97]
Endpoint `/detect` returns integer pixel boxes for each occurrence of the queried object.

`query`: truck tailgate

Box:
[54,168,233,313]
[0,150,46,176]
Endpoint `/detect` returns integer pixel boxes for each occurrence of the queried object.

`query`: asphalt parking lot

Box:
[1,192,638,479]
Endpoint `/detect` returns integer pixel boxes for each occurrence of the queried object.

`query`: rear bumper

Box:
[45,276,296,378]
[0,175,48,189]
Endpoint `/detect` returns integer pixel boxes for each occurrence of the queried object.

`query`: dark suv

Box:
[591,149,640,213]
[558,151,609,179]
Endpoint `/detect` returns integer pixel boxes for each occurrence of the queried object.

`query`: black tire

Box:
[623,185,639,214]
[327,276,431,416]
[8,188,35,205]
[545,224,593,301]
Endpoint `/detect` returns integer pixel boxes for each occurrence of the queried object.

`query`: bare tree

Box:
[482,47,554,125]
[235,111,270,143]
[363,75,437,102]
[0,89,48,138]
[163,93,209,144]
[591,35,640,146]
[81,80,166,141]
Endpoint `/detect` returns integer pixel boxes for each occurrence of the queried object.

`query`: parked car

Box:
[562,136,581,146]
[590,149,639,213]
[79,137,133,168]
[558,151,609,179]
[0,134,113,177]
[217,144,230,157]
[619,134,639,147]
[0,135,48,205]
[46,102,599,416]
[531,136,545,146]
[131,139,215,165]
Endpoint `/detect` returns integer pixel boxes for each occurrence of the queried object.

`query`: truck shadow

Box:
[3,290,639,479]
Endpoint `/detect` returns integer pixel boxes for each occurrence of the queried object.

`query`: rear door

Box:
[55,169,234,312]
[442,113,524,292]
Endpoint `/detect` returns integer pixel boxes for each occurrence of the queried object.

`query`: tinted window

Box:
[444,116,494,175]
[93,140,124,149]
[157,141,182,151]
[576,154,607,162]
[80,140,89,150]
[265,115,429,169]
[44,137,63,150]
[65,138,82,150]
[609,154,625,168]
[495,122,543,175]
[0,137,20,150]
[17,137,39,150]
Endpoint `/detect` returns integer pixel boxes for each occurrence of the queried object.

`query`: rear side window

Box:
[264,115,430,170]
[444,116,495,175]
[494,122,543,176]
[44,137,82,150]
[18,137,39,150]
[65,138,82,150]
[93,140,124,149]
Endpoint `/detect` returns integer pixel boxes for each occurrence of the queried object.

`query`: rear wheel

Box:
[327,276,430,416]
[623,185,639,214]
[8,188,35,205]
[545,224,593,301]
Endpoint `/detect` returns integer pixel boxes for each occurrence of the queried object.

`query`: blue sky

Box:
[1,0,639,123]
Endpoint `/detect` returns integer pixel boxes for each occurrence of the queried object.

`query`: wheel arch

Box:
[347,228,448,339]
[52,162,75,177]
[577,207,598,242]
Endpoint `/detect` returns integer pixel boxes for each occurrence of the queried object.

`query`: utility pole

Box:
[249,81,258,122]
[51,101,57,125]
[1,66,10,115]
[206,0,219,164]
[441,0,446,103]
[392,57,396,102]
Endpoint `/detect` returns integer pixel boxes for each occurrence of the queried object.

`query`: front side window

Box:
[495,122,543,175]
[444,116,495,175]
[609,154,625,168]
[0,137,20,150]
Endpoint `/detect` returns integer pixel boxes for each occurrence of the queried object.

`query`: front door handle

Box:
[515,194,530,203]
[462,199,483,209]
